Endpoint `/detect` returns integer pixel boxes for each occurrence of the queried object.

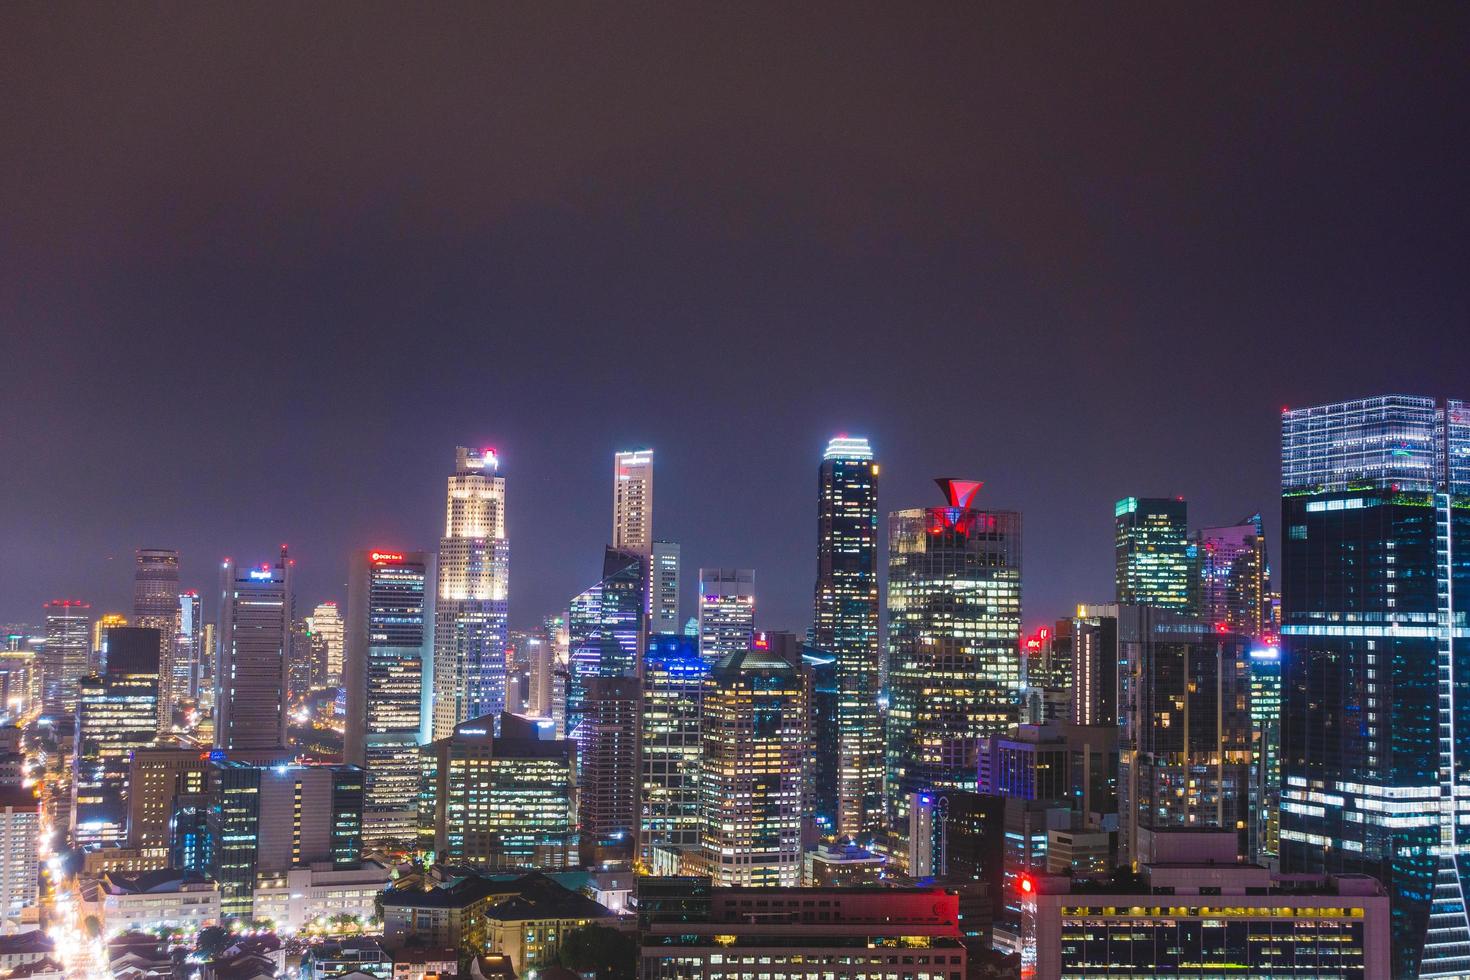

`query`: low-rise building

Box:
[300,937,392,980]
[390,946,458,980]
[381,872,611,964]
[84,869,220,935]
[80,845,170,877]
[4,956,64,980]
[1024,842,1391,978]
[252,861,393,933]
[637,882,967,980]
[0,933,54,973]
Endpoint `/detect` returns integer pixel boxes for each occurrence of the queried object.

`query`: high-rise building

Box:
[1193,515,1269,638]
[699,639,808,886]
[886,480,1022,830]
[566,549,647,737]
[345,549,430,850]
[639,635,708,866]
[578,676,641,862]
[418,712,576,870]
[1113,497,1191,609]
[613,449,654,555]
[1248,642,1282,866]
[90,612,127,674]
[431,447,509,740]
[804,647,839,835]
[812,435,882,840]
[1077,604,1252,865]
[1278,395,1470,978]
[0,786,39,928]
[650,540,681,635]
[697,569,754,663]
[215,548,293,752]
[176,590,203,701]
[42,599,91,717]
[133,548,180,732]
[72,626,161,847]
[208,761,364,919]
[308,601,345,686]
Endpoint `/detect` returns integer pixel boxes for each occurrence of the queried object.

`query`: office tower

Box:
[215,547,293,752]
[288,617,315,701]
[1279,395,1470,979]
[198,622,215,710]
[803,647,839,835]
[132,548,179,731]
[72,626,161,846]
[578,676,641,862]
[1023,620,1073,693]
[176,590,203,700]
[699,639,808,886]
[697,569,754,662]
[431,447,509,740]
[1113,497,1191,609]
[91,612,127,673]
[639,636,708,866]
[418,713,576,870]
[126,746,218,851]
[0,786,38,927]
[0,651,37,722]
[42,599,90,717]
[613,449,654,555]
[208,761,364,919]
[1248,642,1282,866]
[650,540,681,635]
[1078,604,1251,865]
[308,601,345,686]
[812,434,882,839]
[566,548,647,737]
[1194,514,1269,638]
[886,479,1022,830]
[524,629,554,720]
[345,549,430,850]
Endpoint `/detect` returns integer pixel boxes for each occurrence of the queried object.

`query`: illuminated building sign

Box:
[370,551,405,563]
[247,569,273,581]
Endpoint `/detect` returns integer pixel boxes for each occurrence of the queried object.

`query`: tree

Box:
[81,915,102,940]
[195,925,232,958]
[558,924,636,980]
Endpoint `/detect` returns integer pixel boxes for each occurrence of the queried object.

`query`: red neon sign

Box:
[370,551,405,563]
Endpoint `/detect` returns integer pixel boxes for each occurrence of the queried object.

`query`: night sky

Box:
[3,5,1467,634]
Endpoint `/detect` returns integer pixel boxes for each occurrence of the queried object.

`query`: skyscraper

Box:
[1194,515,1269,638]
[566,548,647,739]
[578,676,641,862]
[650,540,681,635]
[697,569,754,663]
[42,599,90,717]
[812,434,882,839]
[345,549,430,850]
[613,449,654,555]
[177,590,203,700]
[886,479,1022,832]
[308,601,345,686]
[699,639,808,886]
[132,548,180,732]
[639,635,708,866]
[1247,641,1282,866]
[1279,395,1470,978]
[72,626,160,846]
[431,446,509,740]
[215,547,292,752]
[1113,497,1191,609]
[1078,604,1252,866]
[418,712,576,870]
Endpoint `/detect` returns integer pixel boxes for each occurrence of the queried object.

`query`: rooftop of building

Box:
[382,870,611,919]
[100,868,214,895]
[0,933,53,955]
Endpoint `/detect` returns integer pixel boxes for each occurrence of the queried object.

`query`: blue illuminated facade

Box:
[1279,395,1470,978]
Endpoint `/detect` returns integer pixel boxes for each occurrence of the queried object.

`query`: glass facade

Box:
[1279,395,1470,978]
[1248,644,1282,865]
[1194,514,1269,638]
[347,550,428,850]
[639,636,708,866]
[698,569,756,664]
[886,483,1022,831]
[72,626,160,847]
[1114,497,1191,609]
[813,436,883,839]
